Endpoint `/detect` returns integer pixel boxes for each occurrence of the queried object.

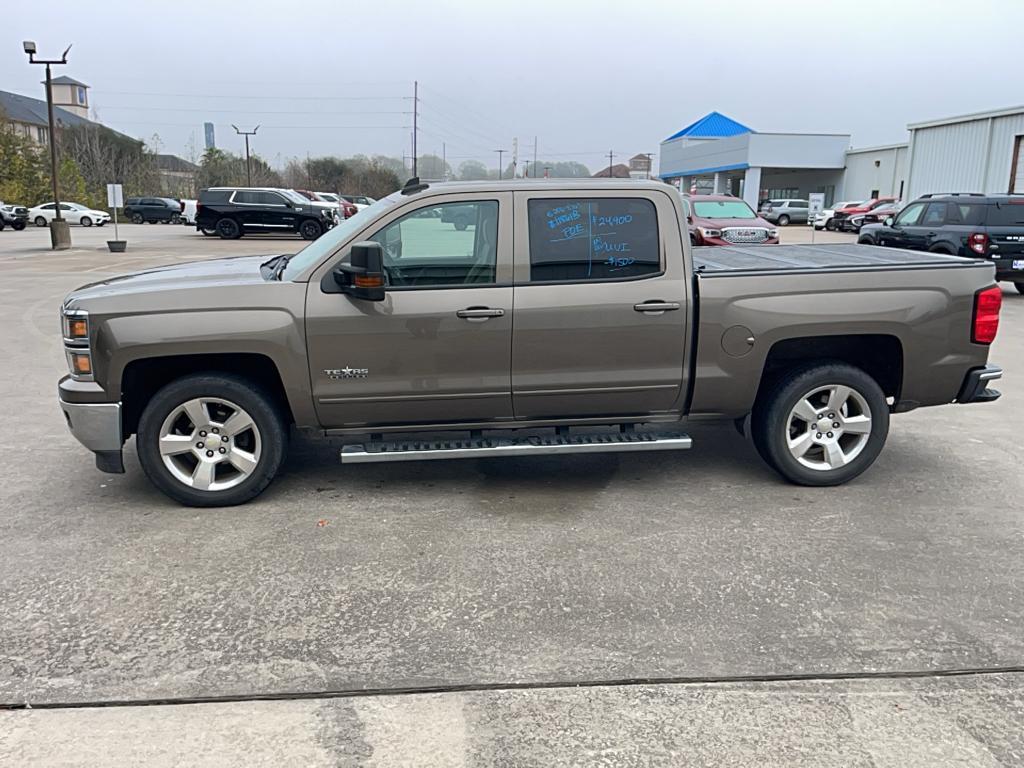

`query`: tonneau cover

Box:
[694,243,979,273]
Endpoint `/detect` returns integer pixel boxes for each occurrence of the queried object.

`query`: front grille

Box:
[722,227,770,244]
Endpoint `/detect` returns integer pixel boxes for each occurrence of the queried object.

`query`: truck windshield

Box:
[280,193,401,281]
[693,200,756,219]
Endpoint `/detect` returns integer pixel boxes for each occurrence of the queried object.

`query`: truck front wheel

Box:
[752,363,889,486]
[136,374,287,507]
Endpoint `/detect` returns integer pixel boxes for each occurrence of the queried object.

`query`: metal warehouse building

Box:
[659,105,1024,206]
[903,106,1024,200]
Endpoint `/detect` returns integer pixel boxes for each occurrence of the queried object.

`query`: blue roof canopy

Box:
[665,111,753,141]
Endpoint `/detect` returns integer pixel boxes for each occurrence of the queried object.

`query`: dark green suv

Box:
[859,193,1024,293]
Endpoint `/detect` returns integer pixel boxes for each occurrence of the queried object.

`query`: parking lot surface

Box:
[2,223,1023,763]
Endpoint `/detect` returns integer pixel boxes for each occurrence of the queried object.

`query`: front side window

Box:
[895,202,925,226]
[791,201,809,208]
[923,203,947,226]
[527,198,660,282]
[367,200,499,288]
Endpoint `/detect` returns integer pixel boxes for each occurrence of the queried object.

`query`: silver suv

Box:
[760,199,810,226]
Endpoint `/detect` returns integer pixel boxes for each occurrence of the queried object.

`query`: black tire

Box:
[136,374,287,507]
[131,212,144,224]
[81,216,93,227]
[299,218,323,240]
[13,220,26,230]
[857,235,875,246]
[170,213,182,225]
[454,219,468,231]
[1015,282,1024,295]
[825,219,836,231]
[216,217,241,239]
[0,220,4,231]
[35,216,47,227]
[777,214,790,226]
[751,362,889,487]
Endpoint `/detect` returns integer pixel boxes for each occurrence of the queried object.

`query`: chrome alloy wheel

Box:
[786,384,872,471]
[158,397,262,491]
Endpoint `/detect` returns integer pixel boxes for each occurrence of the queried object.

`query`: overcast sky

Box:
[5,0,1021,175]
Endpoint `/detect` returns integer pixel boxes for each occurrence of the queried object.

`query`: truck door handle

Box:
[456,307,504,321]
[634,301,681,313]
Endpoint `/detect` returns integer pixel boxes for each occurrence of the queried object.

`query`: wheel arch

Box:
[754,334,904,412]
[121,353,295,437]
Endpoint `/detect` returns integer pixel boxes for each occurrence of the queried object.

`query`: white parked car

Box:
[339,193,377,211]
[813,201,862,231]
[178,199,198,225]
[29,202,111,227]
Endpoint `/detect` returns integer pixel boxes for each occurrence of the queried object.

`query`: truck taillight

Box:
[968,232,989,255]
[972,286,1002,344]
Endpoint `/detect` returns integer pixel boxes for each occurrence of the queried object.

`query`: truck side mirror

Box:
[884,216,894,227]
[333,241,385,301]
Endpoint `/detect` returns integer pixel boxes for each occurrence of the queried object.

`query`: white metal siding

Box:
[906,119,991,199]
[986,113,1024,192]
[844,146,907,200]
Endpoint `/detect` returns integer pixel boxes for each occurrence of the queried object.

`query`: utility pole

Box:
[494,149,507,180]
[533,136,538,179]
[23,40,72,250]
[412,80,419,178]
[643,152,655,180]
[306,151,312,188]
[442,142,446,180]
[607,150,614,178]
[232,124,259,186]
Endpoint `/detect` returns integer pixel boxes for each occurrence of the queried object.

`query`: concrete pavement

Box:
[1,222,1022,763]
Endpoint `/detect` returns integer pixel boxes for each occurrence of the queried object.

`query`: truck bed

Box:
[693,243,978,274]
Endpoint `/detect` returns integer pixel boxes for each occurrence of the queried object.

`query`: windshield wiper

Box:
[272,254,294,280]
[259,254,293,281]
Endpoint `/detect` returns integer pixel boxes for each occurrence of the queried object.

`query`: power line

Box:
[99,90,411,101]
[99,105,413,115]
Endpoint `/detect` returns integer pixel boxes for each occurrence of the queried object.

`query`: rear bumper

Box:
[956,364,1003,404]
[992,257,1024,281]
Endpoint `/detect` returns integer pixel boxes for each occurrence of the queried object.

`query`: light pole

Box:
[494,149,507,180]
[232,124,259,186]
[23,40,72,250]
[643,152,655,180]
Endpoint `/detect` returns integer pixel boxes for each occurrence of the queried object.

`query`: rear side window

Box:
[986,202,1024,226]
[199,189,232,204]
[945,203,986,225]
[923,203,946,225]
[527,198,660,282]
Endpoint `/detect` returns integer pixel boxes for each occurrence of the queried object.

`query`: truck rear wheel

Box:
[136,374,287,507]
[752,363,889,486]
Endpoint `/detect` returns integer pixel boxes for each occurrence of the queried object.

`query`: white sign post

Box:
[106,183,124,248]
[808,193,825,243]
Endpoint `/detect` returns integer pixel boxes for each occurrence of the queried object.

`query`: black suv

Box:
[195,187,335,240]
[123,197,182,224]
[859,193,1024,293]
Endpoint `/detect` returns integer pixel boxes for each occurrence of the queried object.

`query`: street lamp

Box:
[232,124,259,186]
[24,40,73,250]
[494,149,507,180]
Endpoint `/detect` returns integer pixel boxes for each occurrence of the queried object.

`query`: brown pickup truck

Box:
[57,179,1004,506]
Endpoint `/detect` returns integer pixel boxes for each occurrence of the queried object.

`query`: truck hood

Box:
[64,255,275,306]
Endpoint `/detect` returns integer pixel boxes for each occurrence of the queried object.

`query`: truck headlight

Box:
[768,228,779,238]
[62,311,89,341]
[61,308,94,380]
[698,227,722,238]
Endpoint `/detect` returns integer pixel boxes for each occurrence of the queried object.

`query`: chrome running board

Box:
[340,431,692,464]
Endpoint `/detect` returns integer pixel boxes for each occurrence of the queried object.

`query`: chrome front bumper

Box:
[59,397,122,451]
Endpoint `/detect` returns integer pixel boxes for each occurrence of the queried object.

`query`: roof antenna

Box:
[401,176,429,196]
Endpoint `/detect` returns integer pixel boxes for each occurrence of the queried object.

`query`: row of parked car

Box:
[0,190,377,241]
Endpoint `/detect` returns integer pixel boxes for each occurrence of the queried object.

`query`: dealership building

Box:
[659,106,1024,208]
